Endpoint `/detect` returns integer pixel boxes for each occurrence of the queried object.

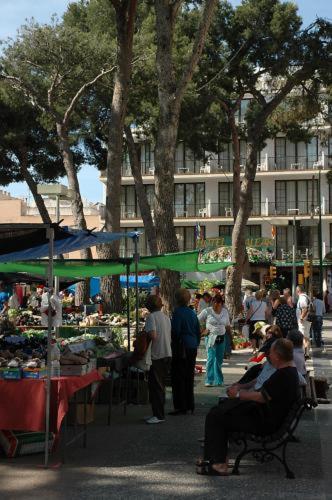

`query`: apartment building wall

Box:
[100,133,332,262]
[0,194,102,258]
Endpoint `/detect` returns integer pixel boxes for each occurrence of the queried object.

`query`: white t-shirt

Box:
[249,300,267,321]
[296,293,310,321]
[145,311,172,360]
[41,293,63,328]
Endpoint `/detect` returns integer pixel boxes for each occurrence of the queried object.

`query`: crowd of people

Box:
[138,283,328,477]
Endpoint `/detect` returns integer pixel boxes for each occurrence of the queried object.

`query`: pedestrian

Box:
[283,288,295,308]
[198,294,231,387]
[242,288,254,312]
[295,285,311,358]
[246,289,268,353]
[323,290,330,313]
[312,291,325,348]
[197,292,212,314]
[197,339,300,476]
[272,295,298,337]
[170,288,201,415]
[144,295,172,425]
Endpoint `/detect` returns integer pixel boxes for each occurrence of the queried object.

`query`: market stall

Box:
[0,224,139,466]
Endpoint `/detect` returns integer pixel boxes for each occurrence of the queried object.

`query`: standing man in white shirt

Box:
[296,285,311,357]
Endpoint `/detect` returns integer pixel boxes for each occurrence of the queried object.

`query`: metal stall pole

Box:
[44,225,54,468]
[126,262,131,351]
[318,168,324,296]
[292,215,296,300]
[134,235,140,339]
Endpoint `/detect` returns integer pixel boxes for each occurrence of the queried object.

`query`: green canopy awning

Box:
[0,251,233,278]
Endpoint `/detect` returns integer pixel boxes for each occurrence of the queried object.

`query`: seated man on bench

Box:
[197,338,300,476]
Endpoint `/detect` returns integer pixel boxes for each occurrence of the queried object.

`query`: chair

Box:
[313,160,323,169]
[148,166,155,175]
[198,207,208,217]
[125,211,136,219]
[200,164,211,174]
[290,163,303,170]
[225,207,233,217]
[230,398,316,479]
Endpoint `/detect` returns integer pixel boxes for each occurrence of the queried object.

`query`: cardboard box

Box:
[67,402,95,425]
[2,368,22,380]
[0,430,54,457]
[60,364,88,376]
[22,367,47,379]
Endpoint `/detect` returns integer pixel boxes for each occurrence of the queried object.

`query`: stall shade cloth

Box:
[0,229,139,263]
[0,251,233,277]
[0,224,71,255]
[68,275,160,295]
[0,371,102,434]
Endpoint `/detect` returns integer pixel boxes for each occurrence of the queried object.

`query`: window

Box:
[246,225,262,238]
[121,186,137,218]
[275,180,318,215]
[307,137,318,167]
[119,228,148,257]
[175,226,205,251]
[276,224,318,259]
[218,182,261,216]
[275,138,286,169]
[234,98,251,124]
[219,225,233,237]
[122,149,131,176]
[218,143,232,172]
[219,225,261,239]
[174,183,205,217]
[141,143,154,174]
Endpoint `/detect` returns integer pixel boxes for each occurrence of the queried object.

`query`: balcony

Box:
[101,198,330,222]
[120,153,328,177]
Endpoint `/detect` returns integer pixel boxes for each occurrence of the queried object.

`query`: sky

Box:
[1,0,331,203]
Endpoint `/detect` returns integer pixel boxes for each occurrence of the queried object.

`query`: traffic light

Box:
[303,260,311,279]
[269,266,277,280]
[298,273,304,285]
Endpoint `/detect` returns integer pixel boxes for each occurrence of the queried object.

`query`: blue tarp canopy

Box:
[0,225,139,262]
[68,274,160,296]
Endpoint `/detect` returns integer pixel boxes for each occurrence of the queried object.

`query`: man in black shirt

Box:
[198,338,300,476]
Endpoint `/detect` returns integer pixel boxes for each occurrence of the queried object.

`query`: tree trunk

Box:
[102,0,137,313]
[153,0,217,312]
[228,112,241,220]
[56,122,91,304]
[225,143,257,318]
[125,125,158,255]
[19,149,52,224]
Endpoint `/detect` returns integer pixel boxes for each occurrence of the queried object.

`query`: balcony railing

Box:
[101,199,329,221]
[276,245,320,261]
[121,153,327,176]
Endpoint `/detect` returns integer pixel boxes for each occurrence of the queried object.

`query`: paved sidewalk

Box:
[1,320,332,500]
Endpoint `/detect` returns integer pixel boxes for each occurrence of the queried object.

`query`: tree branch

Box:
[175,0,218,104]
[0,74,48,114]
[63,66,116,127]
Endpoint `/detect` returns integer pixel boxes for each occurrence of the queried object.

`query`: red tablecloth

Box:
[0,370,102,433]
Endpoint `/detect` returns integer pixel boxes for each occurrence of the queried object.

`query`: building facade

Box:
[100,113,332,287]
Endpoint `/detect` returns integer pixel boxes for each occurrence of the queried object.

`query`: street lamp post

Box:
[288,208,299,300]
[37,184,73,294]
[318,168,324,295]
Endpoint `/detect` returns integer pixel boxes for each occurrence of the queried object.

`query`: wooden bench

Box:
[230,398,316,479]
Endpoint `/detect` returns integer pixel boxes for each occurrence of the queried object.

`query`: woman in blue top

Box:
[170,288,201,415]
[198,294,230,386]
